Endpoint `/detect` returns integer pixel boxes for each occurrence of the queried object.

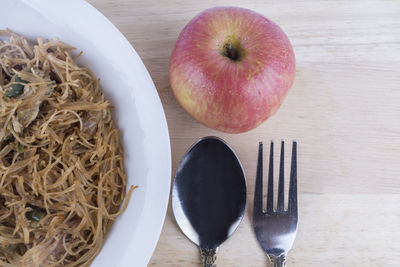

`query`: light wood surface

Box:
[88,0,400,266]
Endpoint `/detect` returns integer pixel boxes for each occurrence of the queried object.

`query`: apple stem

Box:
[225,43,239,61]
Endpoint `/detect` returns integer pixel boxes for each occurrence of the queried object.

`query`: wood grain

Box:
[87,0,400,265]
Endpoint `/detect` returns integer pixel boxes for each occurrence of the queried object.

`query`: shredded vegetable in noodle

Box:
[0,30,135,266]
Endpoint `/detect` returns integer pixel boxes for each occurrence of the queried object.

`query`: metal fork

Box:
[253,141,298,267]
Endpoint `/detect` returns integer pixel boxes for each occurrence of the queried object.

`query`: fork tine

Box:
[254,142,264,214]
[288,141,297,214]
[277,141,285,212]
[266,141,274,214]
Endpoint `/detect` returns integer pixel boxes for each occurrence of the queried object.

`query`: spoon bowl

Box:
[172,137,247,266]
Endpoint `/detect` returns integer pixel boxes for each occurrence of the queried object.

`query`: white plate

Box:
[1,0,171,266]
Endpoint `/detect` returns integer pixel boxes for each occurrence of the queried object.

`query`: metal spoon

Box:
[172,136,247,267]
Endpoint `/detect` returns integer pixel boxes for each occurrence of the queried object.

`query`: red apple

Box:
[169,6,295,133]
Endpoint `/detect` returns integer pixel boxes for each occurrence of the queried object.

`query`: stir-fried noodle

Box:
[0,30,134,266]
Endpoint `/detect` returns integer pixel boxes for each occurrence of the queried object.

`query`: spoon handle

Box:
[267,253,287,267]
[200,248,217,267]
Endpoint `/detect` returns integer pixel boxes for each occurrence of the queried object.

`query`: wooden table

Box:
[88,0,400,265]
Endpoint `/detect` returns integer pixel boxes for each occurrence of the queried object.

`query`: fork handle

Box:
[267,253,287,267]
[200,248,217,267]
